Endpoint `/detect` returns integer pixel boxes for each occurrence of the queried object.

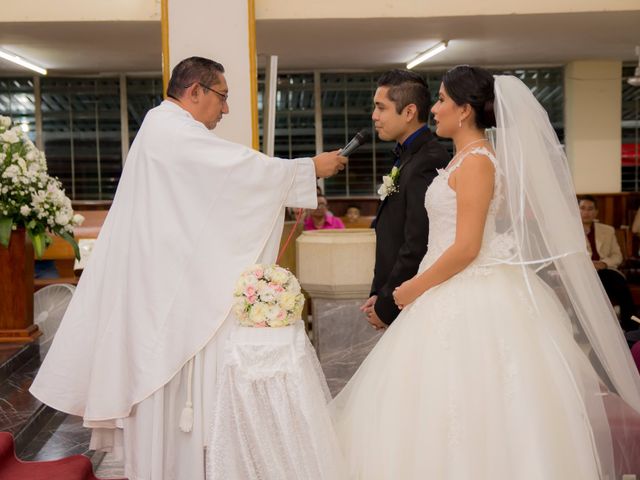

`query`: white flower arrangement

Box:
[378,165,400,201]
[0,115,83,258]
[233,264,305,328]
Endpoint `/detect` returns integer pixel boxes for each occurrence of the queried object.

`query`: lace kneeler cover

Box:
[206,321,346,479]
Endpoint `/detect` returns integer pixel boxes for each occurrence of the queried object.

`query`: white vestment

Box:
[30,100,318,480]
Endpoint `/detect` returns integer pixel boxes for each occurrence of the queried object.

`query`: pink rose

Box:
[269,282,284,293]
[254,268,264,279]
[245,286,256,298]
[254,321,267,328]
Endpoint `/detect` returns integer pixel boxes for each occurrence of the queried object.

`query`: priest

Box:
[30,56,347,480]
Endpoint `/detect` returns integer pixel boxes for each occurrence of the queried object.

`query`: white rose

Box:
[288,276,301,294]
[233,301,251,325]
[25,149,37,162]
[1,129,20,144]
[279,291,298,311]
[2,165,19,179]
[55,212,70,226]
[269,267,290,286]
[72,213,85,226]
[19,205,31,216]
[0,116,11,128]
[265,305,287,327]
[257,282,276,303]
[249,303,269,324]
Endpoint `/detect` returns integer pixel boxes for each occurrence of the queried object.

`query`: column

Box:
[565,60,622,193]
[162,0,258,148]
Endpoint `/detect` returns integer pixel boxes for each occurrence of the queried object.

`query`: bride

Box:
[330,66,640,479]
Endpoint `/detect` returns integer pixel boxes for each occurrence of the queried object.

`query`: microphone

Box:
[339,129,371,157]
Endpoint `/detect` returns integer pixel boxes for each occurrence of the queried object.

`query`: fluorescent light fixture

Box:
[406,41,448,70]
[0,48,47,75]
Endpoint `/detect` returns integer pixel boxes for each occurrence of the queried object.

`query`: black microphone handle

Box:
[340,137,362,157]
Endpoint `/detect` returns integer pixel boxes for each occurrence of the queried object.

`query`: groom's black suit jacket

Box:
[371,128,449,325]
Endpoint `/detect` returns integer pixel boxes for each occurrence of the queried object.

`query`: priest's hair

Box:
[167,57,225,100]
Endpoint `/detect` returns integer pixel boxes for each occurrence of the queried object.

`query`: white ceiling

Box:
[0,10,639,75]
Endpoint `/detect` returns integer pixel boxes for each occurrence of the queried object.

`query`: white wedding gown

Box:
[330,148,609,479]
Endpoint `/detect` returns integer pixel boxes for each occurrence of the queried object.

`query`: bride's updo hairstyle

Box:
[442,66,496,129]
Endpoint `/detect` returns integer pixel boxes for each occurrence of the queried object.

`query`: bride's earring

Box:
[458,118,462,128]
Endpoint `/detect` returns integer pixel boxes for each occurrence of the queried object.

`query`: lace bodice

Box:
[419,147,514,274]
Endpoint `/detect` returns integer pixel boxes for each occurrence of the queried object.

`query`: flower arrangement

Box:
[378,165,400,201]
[233,264,305,327]
[0,115,83,258]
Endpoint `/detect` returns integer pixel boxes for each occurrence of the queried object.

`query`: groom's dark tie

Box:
[392,144,403,168]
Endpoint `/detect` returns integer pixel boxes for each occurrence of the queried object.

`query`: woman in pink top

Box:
[304,194,345,231]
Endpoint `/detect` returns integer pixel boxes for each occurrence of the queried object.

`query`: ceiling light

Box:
[0,48,47,75]
[406,41,448,70]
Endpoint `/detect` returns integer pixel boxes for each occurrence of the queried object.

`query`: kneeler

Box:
[0,432,126,480]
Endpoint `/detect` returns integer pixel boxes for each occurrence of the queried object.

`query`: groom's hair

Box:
[377,70,431,123]
[167,57,225,100]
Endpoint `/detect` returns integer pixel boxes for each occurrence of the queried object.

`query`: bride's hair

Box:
[442,66,496,129]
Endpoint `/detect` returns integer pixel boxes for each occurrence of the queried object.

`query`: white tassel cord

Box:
[179,357,195,433]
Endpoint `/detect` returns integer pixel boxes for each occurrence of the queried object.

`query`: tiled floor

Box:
[20,412,91,461]
[95,451,125,478]
[0,355,45,438]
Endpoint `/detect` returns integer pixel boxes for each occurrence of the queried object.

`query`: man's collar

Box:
[393,125,432,158]
[402,124,430,149]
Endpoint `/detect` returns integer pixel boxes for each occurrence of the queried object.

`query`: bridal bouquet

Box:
[233,264,305,327]
[0,115,83,258]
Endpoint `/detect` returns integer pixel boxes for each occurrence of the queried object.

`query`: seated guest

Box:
[344,204,362,224]
[579,195,637,331]
[304,194,345,231]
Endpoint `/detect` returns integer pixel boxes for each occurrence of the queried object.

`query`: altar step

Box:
[0,342,118,477]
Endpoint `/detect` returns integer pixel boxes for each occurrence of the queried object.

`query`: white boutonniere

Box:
[378,165,400,201]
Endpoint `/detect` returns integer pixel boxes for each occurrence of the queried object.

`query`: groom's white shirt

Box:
[30,100,317,425]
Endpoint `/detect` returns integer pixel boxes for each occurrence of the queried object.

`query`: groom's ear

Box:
[403,103,418,123]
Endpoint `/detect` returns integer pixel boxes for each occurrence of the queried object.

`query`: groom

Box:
[362,70,449,329]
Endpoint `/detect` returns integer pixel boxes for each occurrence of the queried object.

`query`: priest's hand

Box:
[313,150,347,178]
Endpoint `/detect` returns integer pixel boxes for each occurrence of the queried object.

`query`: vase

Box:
[0,228,40,342]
